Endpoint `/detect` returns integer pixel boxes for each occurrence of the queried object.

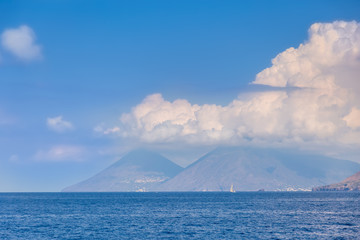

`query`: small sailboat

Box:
[230,184,235,193]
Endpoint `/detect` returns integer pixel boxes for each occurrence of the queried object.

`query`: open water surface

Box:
[0,192,359,239]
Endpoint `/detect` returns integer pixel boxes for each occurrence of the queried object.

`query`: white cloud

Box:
[47,116,74,133]
[94,124,120,135]
[1,25,42,61]
[34,145,85,162]
[103,127,120,134]
[253,21,360,90]
[343,107,360,129]
[100,21,360,148]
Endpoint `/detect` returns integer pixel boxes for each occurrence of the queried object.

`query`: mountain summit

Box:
[62,149,183,192]
[157,147,360,191]
[63,147,360,192]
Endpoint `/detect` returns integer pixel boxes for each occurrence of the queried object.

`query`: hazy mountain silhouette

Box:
[62,149,183,192]
[313,171,360,191]
[158,147,360,191]
[63,147,360,192]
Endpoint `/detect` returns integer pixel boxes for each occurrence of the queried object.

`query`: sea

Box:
[0,192,359,239]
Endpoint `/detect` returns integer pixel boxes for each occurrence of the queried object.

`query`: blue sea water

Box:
[0,192,359,239]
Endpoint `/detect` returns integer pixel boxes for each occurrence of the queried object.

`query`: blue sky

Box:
[1,0,360,191]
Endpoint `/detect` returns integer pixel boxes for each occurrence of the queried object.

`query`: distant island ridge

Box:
[62,148,360,192]
[313,171,360,191]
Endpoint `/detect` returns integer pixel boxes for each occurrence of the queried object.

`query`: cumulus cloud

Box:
[343,107,360,129]
[47,116,73,133]
[34,145,85,162]
[1,25,42,61]
[100,21,360,147]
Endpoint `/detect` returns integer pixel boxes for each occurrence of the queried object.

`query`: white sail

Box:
[230,184,235,193]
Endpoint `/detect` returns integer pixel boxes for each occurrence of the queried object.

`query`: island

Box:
[312,171,360,191]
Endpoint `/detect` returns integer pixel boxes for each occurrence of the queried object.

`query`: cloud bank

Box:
[47,116,74,133]
[101,21,360,147]
[1,25,42,61]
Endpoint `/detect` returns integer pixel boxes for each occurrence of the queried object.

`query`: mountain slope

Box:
[312,171,360,191]
[62,149,183,192]
[158,147,360,191]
